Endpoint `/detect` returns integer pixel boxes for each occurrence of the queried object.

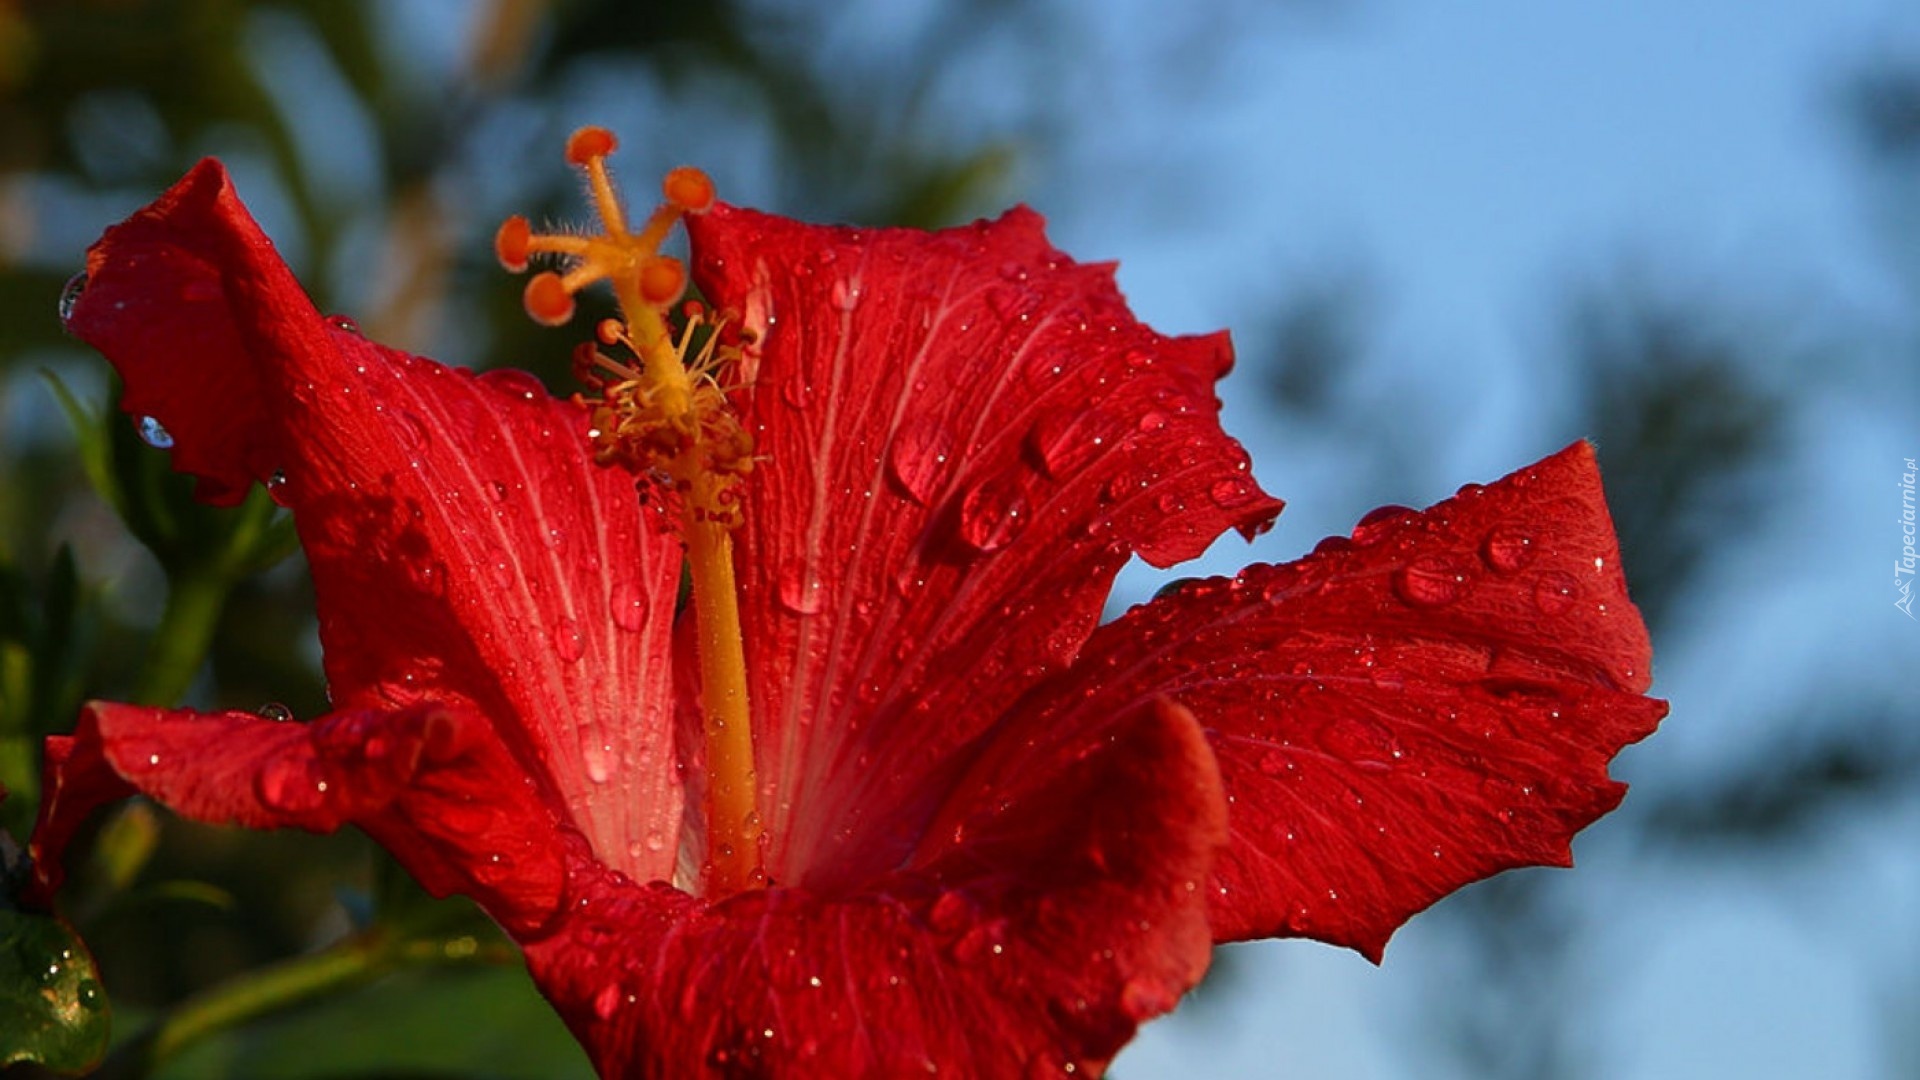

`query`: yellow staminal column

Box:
[498,128,763,894]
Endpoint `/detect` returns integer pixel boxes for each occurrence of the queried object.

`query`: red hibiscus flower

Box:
[28,130,1663,1077]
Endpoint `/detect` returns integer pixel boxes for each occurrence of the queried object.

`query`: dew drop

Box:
[327,313,363,336]
[829,276,862,312]
[397,410,432,451]
[584,743,612,784]
[136,415,175,449]
[610,581,650,631]
[77,977,104,1011]
[1209,476,1257,509]
[1136,410,1168,433]
[955,475,1031,554]
[489,481,511,503]
[553,617,585,661]
[58,271,87,326]
[256,757,325,812]
[1025,410,1100,478]
[885,424,954,505]
[256,702,294,722]
[1532,570,1579,615]
[478,367,547,402]
[1351,504,1415,546]
[776,559,825,615]
[1393,555,1467,608]
[1312,534,1355,558]
[779,373,813,409]
[1481,525,1536,573]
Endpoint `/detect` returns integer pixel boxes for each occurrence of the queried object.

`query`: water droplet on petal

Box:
[327,313,362,335]
[886,424,954,505]
[1393,555,1467,608]
[1351,504,1415,546]
[1312,534,1355,558]
[136,415,175,449]
[1025,410,1100,478]
[829,276,862,311]
[1481,525,1536,573]
[1136,410,1168,434]
[489,481,511,503]
[478,367,547,402]
[584,743,612,784]
[776,558,825,615]
[397,410,432,451]
[553,617,585,661]
[1532,570,1579,615]
[257,702,294,722]
[594,983,623,1020]
[610,581,650,631]
[257,757,325,812]
[955,474,1031,554]
[779,373,813,409]
[58,271,86,326]
[1209,476,1257,509]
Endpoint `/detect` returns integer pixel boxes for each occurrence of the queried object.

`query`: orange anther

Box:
[566,126,618,166]
[639,257,687,306]
[524,272,576,326]
[663,166,716,213]
[596,318,624,346]
[495,215,532,272]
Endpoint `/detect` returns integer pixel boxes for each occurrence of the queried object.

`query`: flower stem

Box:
[130,570,229,706]
[98,926,514,1078]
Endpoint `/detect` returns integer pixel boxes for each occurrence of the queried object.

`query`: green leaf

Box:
[0,909,111,1072]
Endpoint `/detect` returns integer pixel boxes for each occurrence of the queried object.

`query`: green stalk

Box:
[128,571,230,707]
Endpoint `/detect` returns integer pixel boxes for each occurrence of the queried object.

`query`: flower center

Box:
[498,127,763,895]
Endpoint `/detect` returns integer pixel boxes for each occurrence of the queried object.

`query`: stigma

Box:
[496,127,751,524]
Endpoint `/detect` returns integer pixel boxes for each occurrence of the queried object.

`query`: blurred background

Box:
[0,0,1915,1076]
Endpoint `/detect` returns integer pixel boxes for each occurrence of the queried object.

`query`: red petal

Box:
[66,162,684,883]
[28,702,574,933]
[686,205,1279,891]
[523,698,1225,1077]
[1023,442,1665,960]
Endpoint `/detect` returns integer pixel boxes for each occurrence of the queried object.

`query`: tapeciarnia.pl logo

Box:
[1898,457,1916,619]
